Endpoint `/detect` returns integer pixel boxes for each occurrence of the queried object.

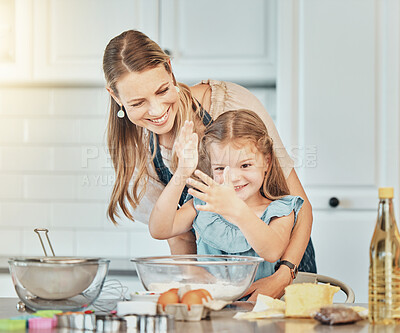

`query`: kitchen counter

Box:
[0,298,393,332]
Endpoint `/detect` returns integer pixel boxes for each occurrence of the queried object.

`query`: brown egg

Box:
[181,289,209,309]
[197,288,213,301]
[157,288,180,310]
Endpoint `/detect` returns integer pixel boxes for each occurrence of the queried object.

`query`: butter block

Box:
[285,283,340,318]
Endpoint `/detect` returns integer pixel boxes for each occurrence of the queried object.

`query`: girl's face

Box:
[209,141,269,205]
[109,64,179,137]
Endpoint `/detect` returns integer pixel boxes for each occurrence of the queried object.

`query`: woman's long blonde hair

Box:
[199,110,290,200]
[103,30,205,224]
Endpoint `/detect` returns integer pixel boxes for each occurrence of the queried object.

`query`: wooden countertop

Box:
[0,298,389,332]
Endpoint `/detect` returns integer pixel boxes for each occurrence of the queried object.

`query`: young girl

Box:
[149,110,304,282]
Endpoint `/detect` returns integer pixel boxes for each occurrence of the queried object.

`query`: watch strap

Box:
[275,260,298,279]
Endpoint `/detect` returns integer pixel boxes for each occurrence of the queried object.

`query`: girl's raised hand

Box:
[187,167,242,220]
[174,121,198,178]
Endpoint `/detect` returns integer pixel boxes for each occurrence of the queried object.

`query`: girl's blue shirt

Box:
[192,195,304,281]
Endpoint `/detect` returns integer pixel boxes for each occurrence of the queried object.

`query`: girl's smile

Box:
[209,142,269,206]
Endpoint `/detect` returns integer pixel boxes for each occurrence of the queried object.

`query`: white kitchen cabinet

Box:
[32,0,158,83]
[159,0,277,85]
[1,0,277,85]
[0,0,32,82]
[277,0,400,303]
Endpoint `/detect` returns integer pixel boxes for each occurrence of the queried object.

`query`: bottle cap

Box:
[379,187,394,199]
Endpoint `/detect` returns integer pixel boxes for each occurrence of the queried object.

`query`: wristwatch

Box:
[275,260,298,279]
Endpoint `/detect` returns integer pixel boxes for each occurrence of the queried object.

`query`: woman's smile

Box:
[147,106,171,125]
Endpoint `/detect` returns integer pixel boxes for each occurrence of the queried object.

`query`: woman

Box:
[103,30,315,300]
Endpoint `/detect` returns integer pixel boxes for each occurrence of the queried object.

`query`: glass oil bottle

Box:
[369,187,400,324]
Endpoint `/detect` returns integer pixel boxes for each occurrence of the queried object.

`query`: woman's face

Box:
[112,64,179,136]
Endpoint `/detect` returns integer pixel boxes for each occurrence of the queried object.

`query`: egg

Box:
[197,288,213,301]
[157,288,180,310]
[181,289,211,309]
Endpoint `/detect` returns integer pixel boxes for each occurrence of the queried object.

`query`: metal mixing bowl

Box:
[9,257,110,311]
[132,255,263,301]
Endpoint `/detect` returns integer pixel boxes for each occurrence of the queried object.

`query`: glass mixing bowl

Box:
[8,257,110,311]
[131,255,263,301]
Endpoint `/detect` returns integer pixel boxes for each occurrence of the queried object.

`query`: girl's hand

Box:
[187,167,243,221]
[174,121,198,178]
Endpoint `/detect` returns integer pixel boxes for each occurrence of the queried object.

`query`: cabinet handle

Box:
[163,49,172,56]
[329,197,340,208]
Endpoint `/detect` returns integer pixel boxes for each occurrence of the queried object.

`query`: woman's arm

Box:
[280,169,313,267]
[243,169,313,300]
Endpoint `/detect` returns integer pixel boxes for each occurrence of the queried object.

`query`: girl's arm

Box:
[228,205,294,262]
[187,169,294,262]
[166,233,197,255]
[149,172,197,239]
[149,121,199,240]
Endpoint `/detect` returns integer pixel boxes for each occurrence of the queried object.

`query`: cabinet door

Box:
[32,0,158,83]
[160,0,276,85]
[0,0,32,82]
[311,210,376,303]
[278,0,381,208]
[300,0,378,208]
[277,0,400,303]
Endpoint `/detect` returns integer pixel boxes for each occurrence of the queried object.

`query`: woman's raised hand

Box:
[187,167,242,220]
[174,121,198,178]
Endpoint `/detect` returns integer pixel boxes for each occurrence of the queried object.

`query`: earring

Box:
[117,105,125,118]
[175,85,180,93]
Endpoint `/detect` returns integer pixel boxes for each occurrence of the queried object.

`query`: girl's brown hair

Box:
[103,30,205,224]
[199,109,290,200]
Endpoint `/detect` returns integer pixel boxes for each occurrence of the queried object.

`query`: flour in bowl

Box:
[148,282,246,301]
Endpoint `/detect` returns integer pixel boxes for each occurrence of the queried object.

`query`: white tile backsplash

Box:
[79,119,107,144]
[51,202,104,228]
[0,175,24,199]
[77,174,113,200]
[76,230,128,258]
[52,88,109,116]
[0,86,167,259]
[0,88,51,115]
[24,175,76,200]
[25,118,80,144]
[0,147,53,171]
[0,202,50,227]
[0,229,22,255]
[0,119,24,143]
[129,230,170,258]
[53,145,111,172]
